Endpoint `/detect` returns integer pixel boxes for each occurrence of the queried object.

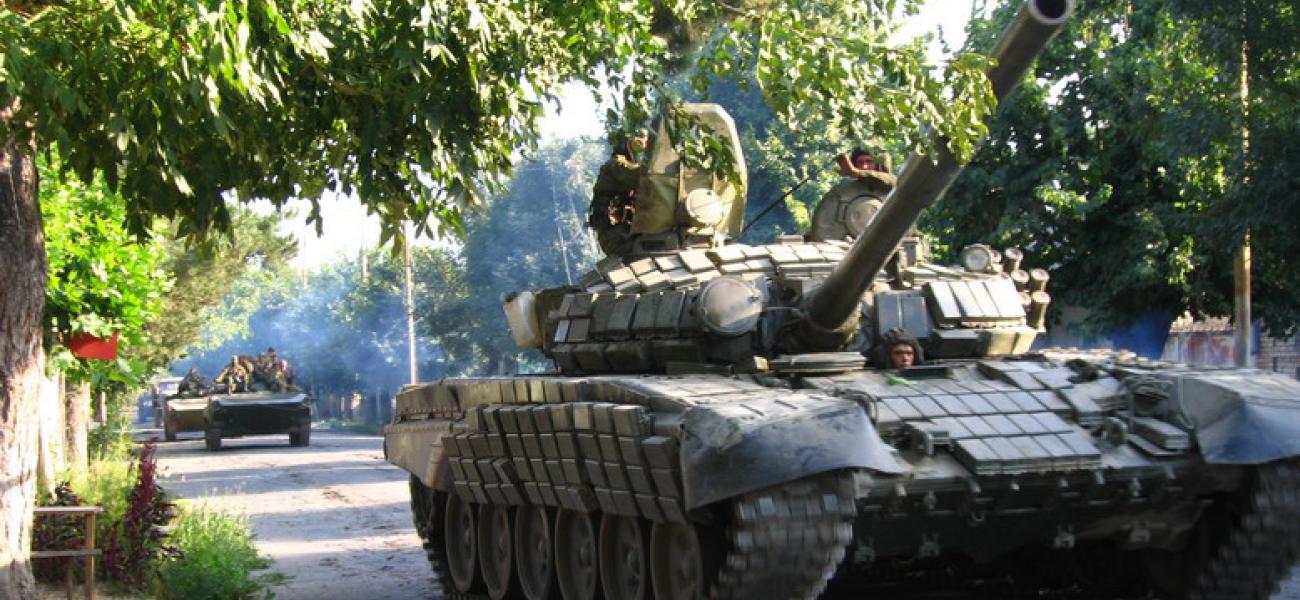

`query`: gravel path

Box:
[146,427,438,600]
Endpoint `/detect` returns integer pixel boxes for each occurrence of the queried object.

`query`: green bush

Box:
[88,392,137,462]
[68,458,134,541]
[58,443,179,588]
[155,504,272,600]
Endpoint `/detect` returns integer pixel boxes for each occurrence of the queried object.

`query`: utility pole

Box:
[1234,233,1251,367]
[1232,0,1252,368]
[403,222,419,384]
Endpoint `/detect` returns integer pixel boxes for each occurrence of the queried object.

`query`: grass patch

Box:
[154,504,278,600]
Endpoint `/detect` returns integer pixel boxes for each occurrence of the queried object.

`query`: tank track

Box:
[712,470,856,600]
[408,477,488,600]
[412,466,854,599]
[1189,460,1300,600]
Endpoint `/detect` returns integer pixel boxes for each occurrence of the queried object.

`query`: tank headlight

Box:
[682,188,725,228]
[697,277,764,336]
[960,244,997,273]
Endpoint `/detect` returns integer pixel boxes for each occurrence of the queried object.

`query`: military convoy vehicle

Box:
[162,366,312,451]
[194,390,312,450]
[384,1,1300,598]
[146,376,182,427]
[161,392,208,442]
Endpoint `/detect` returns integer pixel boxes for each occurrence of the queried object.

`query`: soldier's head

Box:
[847,146,889,174]
[849,148,879,172]
[611,128,651,159]
[876,327,924,370]
[889,343,915,369]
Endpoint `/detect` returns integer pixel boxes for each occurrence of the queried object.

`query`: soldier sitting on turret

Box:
[835,146,897,194]
[874,327,925,370]
[588,129,650,259]
[809,145,899,243]
[268,359,299,393]
[177,367,207,396]
[214,355,250,392]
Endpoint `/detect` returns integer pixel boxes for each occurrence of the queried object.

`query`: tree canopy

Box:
[41,155,169,388]
[2,0,995,243]
[141,208,297,366]
[928,0,1300,352]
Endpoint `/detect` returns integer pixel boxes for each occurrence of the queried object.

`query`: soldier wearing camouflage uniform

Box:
[588,130,649,259]
[177,367,206,396]
[215,355,249,392]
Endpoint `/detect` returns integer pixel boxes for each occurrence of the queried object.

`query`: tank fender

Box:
[679,395,901,510]
[1177,372,1300,464]
[383,419,455,490]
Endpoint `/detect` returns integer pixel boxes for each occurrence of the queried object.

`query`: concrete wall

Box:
[1257,335,1300,379]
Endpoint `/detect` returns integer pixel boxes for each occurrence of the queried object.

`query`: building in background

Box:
[1161,315,1300,378]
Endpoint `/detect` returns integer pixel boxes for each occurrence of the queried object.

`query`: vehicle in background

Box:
[161,353,313,450]
[140,376,182,426]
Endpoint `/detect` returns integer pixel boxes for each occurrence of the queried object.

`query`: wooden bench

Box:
[32,506,103,600]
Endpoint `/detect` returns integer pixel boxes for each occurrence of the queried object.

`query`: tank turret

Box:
[508,0,1074,374]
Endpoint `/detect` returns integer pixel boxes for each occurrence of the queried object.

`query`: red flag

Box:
[68,332,119,361]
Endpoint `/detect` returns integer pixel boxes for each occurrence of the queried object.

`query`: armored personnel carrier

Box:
[163,360,312,450]
[385,1,1300,598]
[195,389,312,450]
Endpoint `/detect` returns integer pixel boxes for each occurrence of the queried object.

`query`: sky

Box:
[279,0,984,270]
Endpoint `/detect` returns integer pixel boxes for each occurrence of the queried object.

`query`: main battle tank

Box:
[385,1,1300,598]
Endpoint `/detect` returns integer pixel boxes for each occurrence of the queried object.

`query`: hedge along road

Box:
[146,427,439,600]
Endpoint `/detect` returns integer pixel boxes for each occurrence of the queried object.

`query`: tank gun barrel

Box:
[805,0,1073,334]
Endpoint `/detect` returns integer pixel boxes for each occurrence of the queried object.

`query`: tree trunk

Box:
[64,382,90,476]
[34,372,60,498]
[0,98,45,600]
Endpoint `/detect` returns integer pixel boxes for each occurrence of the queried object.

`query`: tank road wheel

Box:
[600,515,649,600]
[1156,460,1300,599]
[649,521,711,600]
[478,504,518,600]
[408,477,472,597]
[444,492,484,594]
[554,509,600,600]
[515,505,558,600]
[204,428,222,451]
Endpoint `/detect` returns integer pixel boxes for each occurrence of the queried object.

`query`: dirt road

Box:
[150,427,438,600]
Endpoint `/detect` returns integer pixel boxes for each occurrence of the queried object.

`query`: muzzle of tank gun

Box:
[799,0,1074,346]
